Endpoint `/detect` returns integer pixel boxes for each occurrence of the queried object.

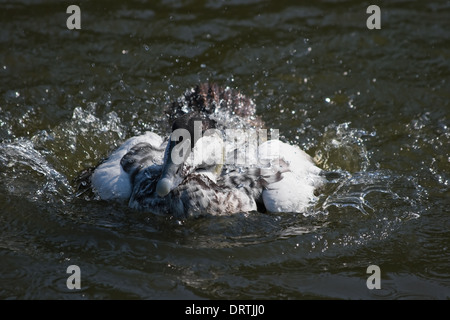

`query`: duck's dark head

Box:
[156,112,223,197]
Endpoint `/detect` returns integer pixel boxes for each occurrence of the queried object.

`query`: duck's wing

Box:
[178,172,267,217]
[120,142,165,182]
[128,171,261,218]
[258,140,325,213]
[90,132,165,201]
[216,165,286,213]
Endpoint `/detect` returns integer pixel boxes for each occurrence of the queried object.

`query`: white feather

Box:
[258,140,324,213]
[189,133,224,177]
[91,132,164,200]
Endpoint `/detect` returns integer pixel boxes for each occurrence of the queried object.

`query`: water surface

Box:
[0,0,449,299]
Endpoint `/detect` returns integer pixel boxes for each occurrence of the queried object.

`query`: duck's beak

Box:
[156,137,191,197]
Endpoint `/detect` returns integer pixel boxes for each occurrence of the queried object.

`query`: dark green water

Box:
[0,0,449,299]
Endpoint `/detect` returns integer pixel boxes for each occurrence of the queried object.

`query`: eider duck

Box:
[81,84,324,218]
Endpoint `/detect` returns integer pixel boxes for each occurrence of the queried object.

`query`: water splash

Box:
[314,122,375,172]
[31,106,130,179]
[0,139,71,203]
[319,170,425,217]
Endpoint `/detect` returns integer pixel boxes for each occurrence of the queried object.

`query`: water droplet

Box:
[348,99,355,109]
